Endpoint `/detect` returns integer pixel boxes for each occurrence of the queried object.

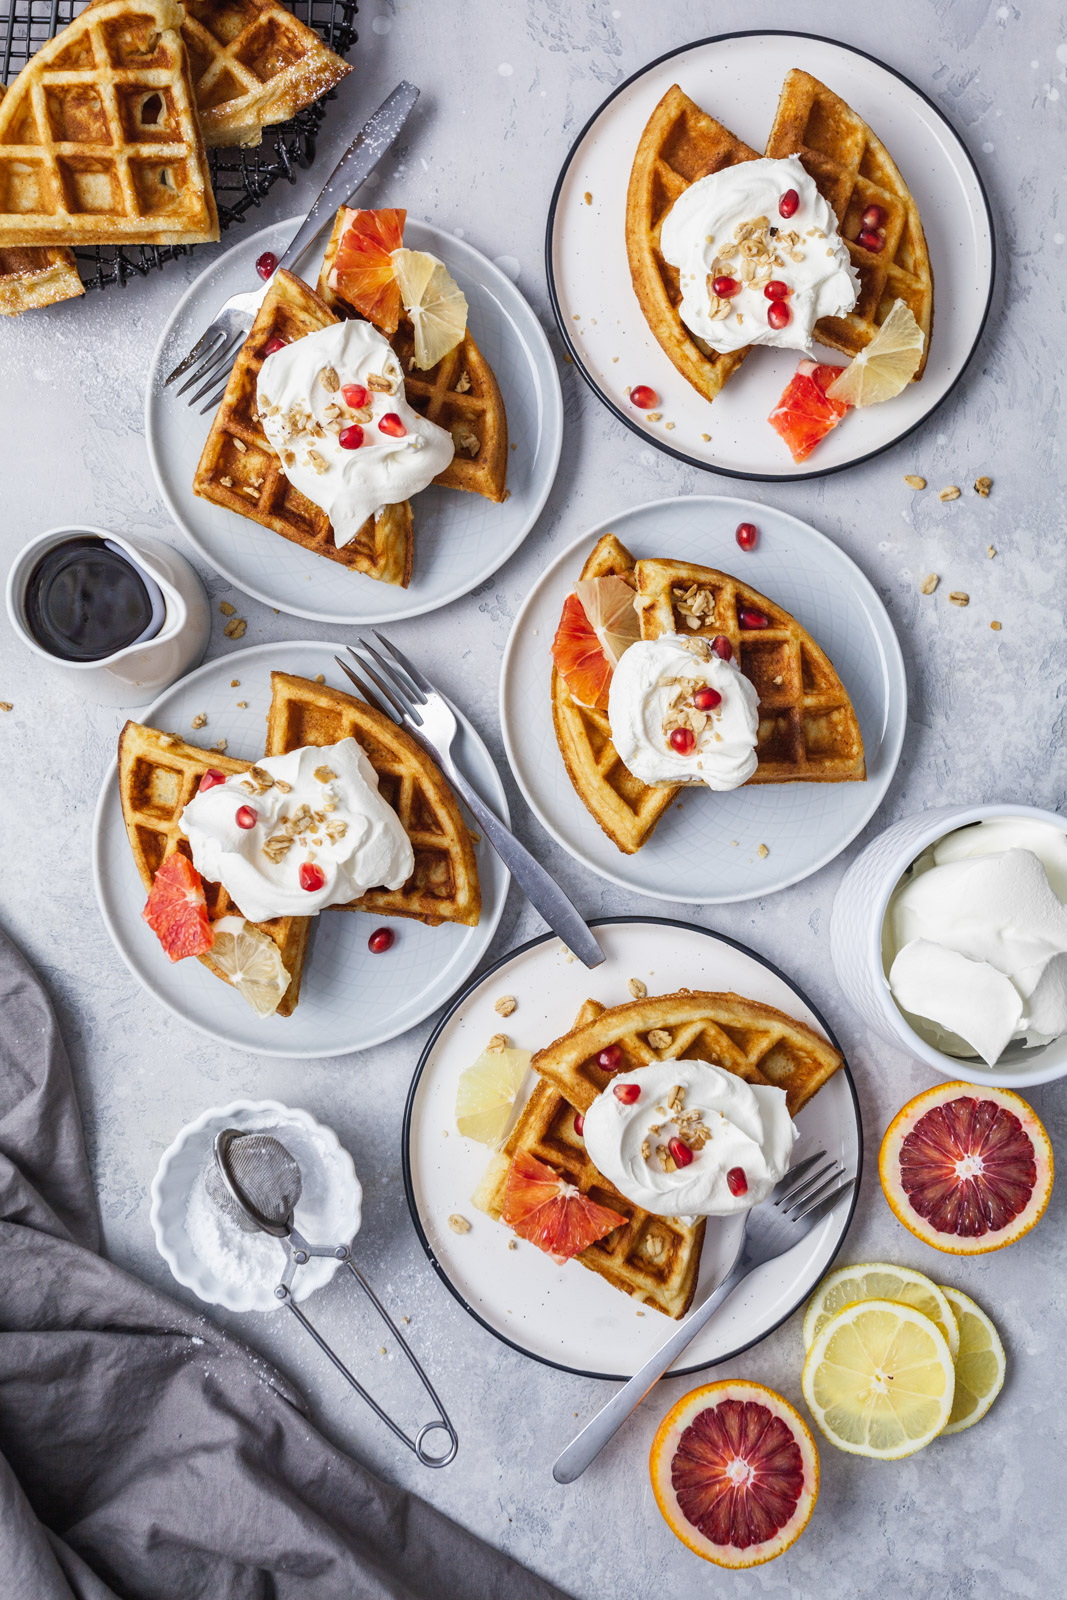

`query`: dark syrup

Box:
[25,537,156,663]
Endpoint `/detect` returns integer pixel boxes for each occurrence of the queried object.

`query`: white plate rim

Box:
[545,28,997,482]
[144,215,564,622]
[91,639,511,1058]
[401,914,863,1381]
[499,493,907,903]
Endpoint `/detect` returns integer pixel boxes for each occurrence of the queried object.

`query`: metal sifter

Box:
[208,1128,457,1468]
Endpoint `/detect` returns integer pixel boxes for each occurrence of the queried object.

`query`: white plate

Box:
[499,495,906,904]
[92,641,510,1057]
[146,217,563,622]
[403,918,861,1379]
[547,31,994,480]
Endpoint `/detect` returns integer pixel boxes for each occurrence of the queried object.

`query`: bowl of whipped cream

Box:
[831,804,1067,1087]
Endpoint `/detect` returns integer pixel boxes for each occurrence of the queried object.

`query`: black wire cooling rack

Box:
[0,0,359,290]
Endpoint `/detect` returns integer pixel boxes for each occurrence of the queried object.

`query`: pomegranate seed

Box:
[669,726,696,755]
[235,805,257,830]
[669,1137,694,1168]
[857,229,884,253]
[255,250,278,281]
[614,1082,641,1104]
[862,203,886,230]
[263,336,287,356]
[727,1166,749,1196]
[712,275,740,298]
[339,424,364,450]
[764,280,789,301]
[693,686,722,711]
[739,609,769,629]
[598,1044,623,1073]
[629,384,657,409]
[378,412,407,437]
[711,634,733,661]
[342,382,368,408]
[767,301,791,330]
[299,861,325,892]
[368,927,394,954]
[778,188,799,219]
[573,1112,585,1138]
[735,521,758,551]
[198,768,226,792]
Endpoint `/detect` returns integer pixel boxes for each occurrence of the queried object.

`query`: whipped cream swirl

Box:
[181,738,413,923]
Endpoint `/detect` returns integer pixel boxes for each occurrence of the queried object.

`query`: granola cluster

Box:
[640,1083,711,1172]
[673,584,716,631]
[703,214,825,318]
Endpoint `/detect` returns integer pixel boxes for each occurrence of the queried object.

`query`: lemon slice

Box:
[802,1299,955,1459]
[392,247,468,369]
[940,1286,1006,1434]
[825,299,924,407]
[210,916,290,1018]
[803,1262,959,1359]
[455,1047,530,1145]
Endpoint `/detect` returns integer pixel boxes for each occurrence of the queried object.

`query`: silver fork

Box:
[334,635,605,970]
[552,1150,856,1483]
[165,81,419,413]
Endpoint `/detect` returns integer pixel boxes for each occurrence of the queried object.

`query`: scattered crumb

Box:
[230,679,240,688]
[448,1214,471,1235]
[212,738,228,752]
[402,1316,410,1324]
[563,353,573,365]
[584,190,592,204]
[612,356,619,363]
[700,432,711,442]
[0,702,11,712]
[987,545,996,559]
[938,485,961,502]
[949,591,970,607]
[494,995,517,1018]
[990,620,1002,631]
[511,441,517,448]
[628,977,647,999]
[315,673,325,684]
[507,1239,518,1251]
[224,617,247,639]
[757,843,769,859]
[646,411,662,422]
[191,712,207,729]
[920,573,939,595]
[487,1033,508,1051]
[379,1347,387,1356]
[236,700,247,708]
[904,474,926,490]
[731,840,738,848]
[219,601,236,616]
[974,476,992,497]
[636,1310,644,1317]
[442,1130,448,1138]
[664,420,675,431]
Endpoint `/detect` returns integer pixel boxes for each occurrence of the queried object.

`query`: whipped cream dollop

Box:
[257,320,454,548]
[582,1060,797,1218]
[181,738,413,923]
[883,818,1067,1066]
[607,632,760,789]
[659,155,859,356]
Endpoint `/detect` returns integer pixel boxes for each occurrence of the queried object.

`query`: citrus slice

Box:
[802,1300,955,1459]
[879,1082,1053,1254]
[768,360,850,462]
[649,1381,819,1568]
[143,852,213,961]
[392,247,468,369]
[328,207,406,333]
[455,1047,531,1145]
[803,1262,959,1359]
[551,591,611,709]
[825,298,925,407]
[500,1151,626,1263]
[209,915,290,1018]
[940,1286,1006,1435]
[574,574,641,668]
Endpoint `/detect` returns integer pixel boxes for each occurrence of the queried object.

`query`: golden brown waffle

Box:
[765,69,933,376]
[264,672,480,927]
[625,84,759,406]
[0,0,219,249]
[117,721,309,1016]
[193,269,414,586]
[318,207,509,502]
[0,244,83,314]
[472,1000,705,1319]
[533,990,844,1121]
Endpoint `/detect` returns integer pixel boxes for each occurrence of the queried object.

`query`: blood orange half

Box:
[328,207,406,333]
[879,1082,1053,1254]
[650,1382,819,1568]
[500,1151,626,1263]
[143,853,213,962]
[768,360,850,463]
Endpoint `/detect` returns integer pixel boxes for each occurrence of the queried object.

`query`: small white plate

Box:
[547,31,994,480]
[146,217,563,622]
[500,496,906,904]
[92,641,510,1057]
[403,918,861,1379]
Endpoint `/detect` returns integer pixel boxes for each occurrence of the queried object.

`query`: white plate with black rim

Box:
[547,31,994,480]
[146,216,563,622]
[92,641,510,1058]
[500,495,906,904]
[403,917,861,1379]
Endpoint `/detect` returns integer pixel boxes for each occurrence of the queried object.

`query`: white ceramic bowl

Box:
[150,1099,362,1313]
[831,803,1067,1088]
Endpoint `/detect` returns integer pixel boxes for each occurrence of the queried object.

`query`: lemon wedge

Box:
[940,1286,1006,1434]
[802,1299,955,1459]
[825,298,924,407]
[803,1262,959,1359]
[455,1047,530,1145]
[392,247,468,369]
[210,916,290,1018]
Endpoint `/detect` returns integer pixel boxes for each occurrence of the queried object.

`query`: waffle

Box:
[625,84,759,405]
[117,721,309,1016]
[0,0,219,249]
[318,208,509,503]
[264,672,480,927]
[0,244,83,314]
[193,269,413,586]
[472,1000,706,1319]
[765,69,933,376]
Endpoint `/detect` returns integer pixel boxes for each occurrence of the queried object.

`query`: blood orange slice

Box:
[500,1151,626,1263]
[143,853,213,962]
[650,1381,818,1568]
[551,577,638,710]
[328,207,406,334]
[879,1082,1053,1254]
[768,360,850,463]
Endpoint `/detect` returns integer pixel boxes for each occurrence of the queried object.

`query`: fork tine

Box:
[771,1150,825,1200]
[358,637,426,708]
[371,630,434,697]
[334,656,397,721]
[346,646,415,725]
[777,1158,838,1210]
[785,1167,845,1219]
[165,327,219,386]
[175,331,234,396]
[186,337,243,405]
[791,1177,856,1227]
[199,383,230,417]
